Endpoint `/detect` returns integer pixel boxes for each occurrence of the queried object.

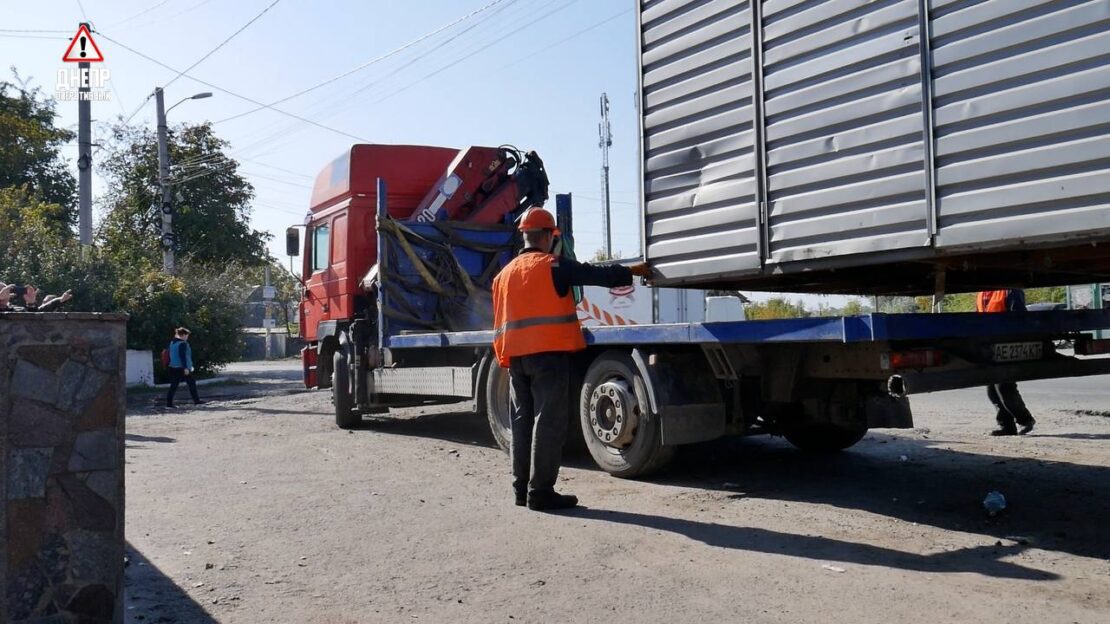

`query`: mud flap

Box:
[865,393,913,429]
[632,349,726,446]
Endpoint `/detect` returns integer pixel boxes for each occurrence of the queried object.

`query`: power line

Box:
[164,0,284,90]
[74,0,88,21]
[364,0,582,109]
[107,0,175,28]
[0,33,69,40]
[93,30,371,142]
[214,0,513,125]
[241,171,314,189]
[0,28,71,33]
[221,0,528,157]
[502,6,632,70]
[282,0,550,134]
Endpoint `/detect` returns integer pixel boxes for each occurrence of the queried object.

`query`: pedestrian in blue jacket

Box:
[166,327,203,407]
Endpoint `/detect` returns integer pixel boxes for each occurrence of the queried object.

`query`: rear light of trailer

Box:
[1076,337,1110,356]
[889,349,945,370]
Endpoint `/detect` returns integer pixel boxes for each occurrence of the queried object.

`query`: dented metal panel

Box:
[931,0,1110,249]
[640,0,761,280]
[638,0,1110,293]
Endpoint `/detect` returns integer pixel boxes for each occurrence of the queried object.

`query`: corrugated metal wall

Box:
[640,0,761,279]
[762,0,929,263]
[639,0,1110,284]
[931,0,1110,249]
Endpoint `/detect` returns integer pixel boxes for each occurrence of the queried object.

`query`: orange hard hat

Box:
[518,207,560,235]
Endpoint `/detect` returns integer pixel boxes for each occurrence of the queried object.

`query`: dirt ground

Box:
[123,361,1110,623]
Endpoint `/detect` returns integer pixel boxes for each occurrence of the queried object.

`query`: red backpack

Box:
[160,347,171,368]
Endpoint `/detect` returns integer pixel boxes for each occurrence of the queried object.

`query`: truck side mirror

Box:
[286,227,300,257]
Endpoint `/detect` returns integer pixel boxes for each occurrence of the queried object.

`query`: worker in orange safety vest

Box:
[493,206,651,511]
[977,289,1036,436]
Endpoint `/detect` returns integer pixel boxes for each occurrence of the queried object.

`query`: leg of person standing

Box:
[166,367,183,408]
[184,373,201,405]
[523,352,576,511]
[509,358,535,506]
[996,381,1035,434]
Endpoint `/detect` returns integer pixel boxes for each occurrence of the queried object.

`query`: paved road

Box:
[124,360,1110,623]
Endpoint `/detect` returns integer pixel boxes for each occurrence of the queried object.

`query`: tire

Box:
[780,420,867,453]
[333,351,359,429]
[579,351,674,478]
[484,362,512,452]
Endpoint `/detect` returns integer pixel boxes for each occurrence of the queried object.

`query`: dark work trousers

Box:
[987,382,1034,429]
[509,352,570,495]
[167,367,200,406]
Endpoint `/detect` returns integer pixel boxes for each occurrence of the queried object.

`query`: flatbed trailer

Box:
[322,180,1110,478]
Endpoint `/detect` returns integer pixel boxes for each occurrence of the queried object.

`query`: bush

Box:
[119,261,247,376]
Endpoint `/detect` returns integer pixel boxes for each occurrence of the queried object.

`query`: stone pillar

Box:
[1,312,127,623]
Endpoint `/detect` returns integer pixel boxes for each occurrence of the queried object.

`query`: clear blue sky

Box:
[2,0,862,308]
[2,0,642,262]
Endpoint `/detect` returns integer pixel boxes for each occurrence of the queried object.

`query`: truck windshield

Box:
[312,224,329,273]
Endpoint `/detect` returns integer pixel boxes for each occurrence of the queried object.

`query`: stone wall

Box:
[1,312,127,624]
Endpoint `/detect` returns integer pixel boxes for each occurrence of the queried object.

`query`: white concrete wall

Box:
[126,349,155,387]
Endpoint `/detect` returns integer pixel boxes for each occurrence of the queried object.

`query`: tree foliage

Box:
[0,74,76,221]
[119,261,249,374]
[98,121,270,268]
[744,297,810,320]
[0,187,120,312]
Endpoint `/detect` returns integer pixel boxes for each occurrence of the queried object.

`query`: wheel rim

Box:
[587,378,640,448]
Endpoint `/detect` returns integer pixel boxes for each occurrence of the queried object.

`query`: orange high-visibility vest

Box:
[492,252,586,368]
[977,290,1008,313]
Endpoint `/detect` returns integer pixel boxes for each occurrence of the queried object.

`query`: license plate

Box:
[992,342,1043,363]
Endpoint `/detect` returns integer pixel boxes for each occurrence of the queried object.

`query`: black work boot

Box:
[527,490,578,511]
[514,489,527,507]
[990,426,1017,436]
[1018,419,1036,435]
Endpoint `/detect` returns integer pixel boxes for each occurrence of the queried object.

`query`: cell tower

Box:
[598,92,613,258]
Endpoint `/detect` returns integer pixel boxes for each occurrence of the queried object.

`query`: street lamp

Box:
[154,88,213,274]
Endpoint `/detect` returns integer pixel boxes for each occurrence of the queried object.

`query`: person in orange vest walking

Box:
[493,207,651,511]
[977,289,1036,436]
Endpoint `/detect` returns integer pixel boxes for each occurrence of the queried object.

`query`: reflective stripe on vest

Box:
[492,252,586,367]
[977,290,1007,313]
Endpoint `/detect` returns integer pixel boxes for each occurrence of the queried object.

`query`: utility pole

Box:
[263,264,273,360]
[77,22,92,247]
[598,93,613,259]
[154,87,175,274]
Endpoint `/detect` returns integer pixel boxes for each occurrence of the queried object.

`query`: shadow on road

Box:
[360,407,499,450]
[654,435,1110,563]
[125,544,217,624]
[126,433,176,444]
[567,507,1055,580]
[356,408,1109,564]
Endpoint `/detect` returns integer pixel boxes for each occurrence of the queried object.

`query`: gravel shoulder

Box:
[124,363,1110,623]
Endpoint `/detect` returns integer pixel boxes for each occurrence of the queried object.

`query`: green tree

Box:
[0,187,119,312]
[0,75,76,221]
[745,297,809,320]
[98,121,270,268]
[120,260,250,375]
[840,299,867,316]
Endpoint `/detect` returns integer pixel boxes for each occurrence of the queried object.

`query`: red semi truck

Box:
[290,143,1110,478]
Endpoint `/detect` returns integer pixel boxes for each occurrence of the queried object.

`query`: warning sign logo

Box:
[62,24,104,62]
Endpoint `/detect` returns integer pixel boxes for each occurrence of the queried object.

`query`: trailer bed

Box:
[387,309,1110,349]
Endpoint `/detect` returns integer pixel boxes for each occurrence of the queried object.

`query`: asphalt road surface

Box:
[124,360,1110,623]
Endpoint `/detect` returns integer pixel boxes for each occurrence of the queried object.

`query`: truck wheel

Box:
[333,351,359,429]
[484,363,512,452]
[781,421,867,453]
[579,351,673,478]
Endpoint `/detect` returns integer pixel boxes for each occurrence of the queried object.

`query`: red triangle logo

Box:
[62,25,104,62]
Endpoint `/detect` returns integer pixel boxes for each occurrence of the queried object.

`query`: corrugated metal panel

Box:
[641,0,761,280]
[761,0,929,263]
[932,0,1110,249]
